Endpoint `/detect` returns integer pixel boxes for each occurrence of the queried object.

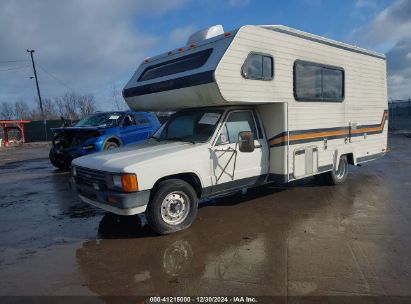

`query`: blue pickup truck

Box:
[49,111,160,169]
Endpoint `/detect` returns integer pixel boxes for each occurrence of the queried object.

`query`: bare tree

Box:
[54,96,65,118]
[77,94,96,117]
[64,92,79,120]
[0,92,99,123]
[54,91,98,120]
[54,92,79,120]
[14,100,30,120]
[0,102,15,120]
[28,108,42,120]
[111,83,128,111]
[41,98,58,119]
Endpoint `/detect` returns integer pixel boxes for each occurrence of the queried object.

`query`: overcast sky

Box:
[0,0,409,111]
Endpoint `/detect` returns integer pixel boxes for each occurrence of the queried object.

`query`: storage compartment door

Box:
[293,146,318,178]
[293,148,306,178]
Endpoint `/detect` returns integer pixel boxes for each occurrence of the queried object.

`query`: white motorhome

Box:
[72,25,388,234]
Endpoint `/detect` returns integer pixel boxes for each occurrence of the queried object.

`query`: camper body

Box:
[72,25,388,234]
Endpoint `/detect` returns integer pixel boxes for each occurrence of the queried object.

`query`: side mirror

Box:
[238,131,255,152]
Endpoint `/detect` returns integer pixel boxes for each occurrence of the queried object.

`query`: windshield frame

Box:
[153,108,225,144]
[74,112,124,128]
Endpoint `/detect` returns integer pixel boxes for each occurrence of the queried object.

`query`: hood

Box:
[72,140,207,173]
[51,126,105,133]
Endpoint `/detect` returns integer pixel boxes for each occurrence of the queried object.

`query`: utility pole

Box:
[27,49,47,141]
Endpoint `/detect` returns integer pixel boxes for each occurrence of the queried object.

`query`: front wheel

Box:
[146,179,198,234]
[49,148,70,170]
[323,155,349,185]
[103,141,119,150]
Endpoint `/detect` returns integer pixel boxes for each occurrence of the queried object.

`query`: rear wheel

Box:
[323,155,348,185]
[146,179,198,234]
[103,141,119,150]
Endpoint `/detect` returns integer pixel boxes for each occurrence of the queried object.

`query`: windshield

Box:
[154,109,223,143]
[74,113,123,128]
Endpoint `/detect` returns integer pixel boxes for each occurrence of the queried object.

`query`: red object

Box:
[0,120,31,146]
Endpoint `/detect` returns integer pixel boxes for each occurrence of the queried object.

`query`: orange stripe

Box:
[290,129,347,141]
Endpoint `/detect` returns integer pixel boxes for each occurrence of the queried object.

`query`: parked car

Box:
[49,111,160,169]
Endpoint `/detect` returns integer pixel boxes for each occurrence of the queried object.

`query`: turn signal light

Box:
[121,174,138,192]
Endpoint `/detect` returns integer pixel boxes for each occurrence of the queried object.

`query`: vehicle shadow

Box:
[200,185,287,207]
[96,176,339,239]
[200,175,333,208]
[97,213,157,239]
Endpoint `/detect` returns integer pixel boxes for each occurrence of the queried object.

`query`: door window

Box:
[216,111,257,145]
[123,114,136,127]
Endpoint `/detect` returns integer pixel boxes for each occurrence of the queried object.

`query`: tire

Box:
[49,148,70,170]
[323,155,349,185]
[103,141,119,150]
[146,179,198,235]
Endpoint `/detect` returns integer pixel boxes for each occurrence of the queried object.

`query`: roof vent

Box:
[187,25,224,45]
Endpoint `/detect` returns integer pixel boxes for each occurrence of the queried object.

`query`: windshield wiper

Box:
[165,137,196,144]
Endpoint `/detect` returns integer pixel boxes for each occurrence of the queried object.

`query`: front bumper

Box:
[72,181,150,216]
[52,145,96,162]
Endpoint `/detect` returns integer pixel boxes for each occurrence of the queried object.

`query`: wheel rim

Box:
[335,158,346,179]
[160,191,190,225]
[107,144,117,150]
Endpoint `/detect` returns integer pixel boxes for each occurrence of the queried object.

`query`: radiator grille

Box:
[75,166,107,188]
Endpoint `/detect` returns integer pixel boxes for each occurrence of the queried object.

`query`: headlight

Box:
[72,166,77,177]
[112,175,122,188]
[111,174,138,192]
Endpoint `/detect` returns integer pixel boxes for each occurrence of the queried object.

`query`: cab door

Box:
[133,113,153,142]
[210,110,269,193]
[119,114,138,145]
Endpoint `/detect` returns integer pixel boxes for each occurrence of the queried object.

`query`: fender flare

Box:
[334,148,357,170]
[150,171,204,198]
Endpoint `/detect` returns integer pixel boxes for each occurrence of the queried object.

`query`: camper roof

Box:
[123,24,386,111]
[259,25,385,60]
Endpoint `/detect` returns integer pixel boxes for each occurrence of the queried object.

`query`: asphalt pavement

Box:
[1,135,411,298]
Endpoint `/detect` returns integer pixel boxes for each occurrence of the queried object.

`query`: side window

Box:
[134,114,150,126]
[123,114,135,126]
[294,60,344,102]
[322,68,344,100]
[242,53,273,80]
[294,63,322,99]
[216,111,258,145]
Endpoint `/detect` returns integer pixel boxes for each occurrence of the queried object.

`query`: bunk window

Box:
[294,60,344,102]
[138,48,213,82]
[242,53,273,80]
